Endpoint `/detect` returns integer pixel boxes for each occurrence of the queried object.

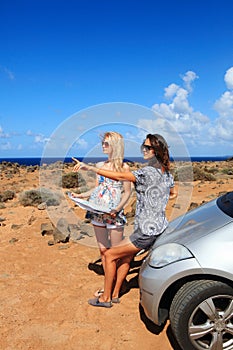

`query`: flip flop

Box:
[94,289,104,297]
[88,297,112,308]
[112,297,120,304]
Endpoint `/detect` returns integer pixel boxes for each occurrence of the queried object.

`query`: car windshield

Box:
[216,191,233,218]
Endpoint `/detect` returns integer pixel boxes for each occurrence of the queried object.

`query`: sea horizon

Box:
[0,155,232,166]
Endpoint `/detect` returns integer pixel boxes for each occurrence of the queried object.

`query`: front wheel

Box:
[169,280,233,350]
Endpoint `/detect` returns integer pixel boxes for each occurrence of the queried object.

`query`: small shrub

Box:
[174,165,193,182]
[19,190,42,206]
[193,166,216,181]
[80,185,90,192]
[174,165,216,182]
[87,170,96,179]
[0,190,15,202]
[19,188,61,207]
[221,168,233,175]
[204,166,218,174]
[61,172,86,188]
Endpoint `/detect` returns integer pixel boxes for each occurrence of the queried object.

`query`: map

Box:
[67,192,110,214]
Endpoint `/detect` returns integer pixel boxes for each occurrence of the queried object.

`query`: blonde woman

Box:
[72,132,131,296]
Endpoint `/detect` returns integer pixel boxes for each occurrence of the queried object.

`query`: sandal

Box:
[88,297,112,308]
[94,288,104,297]
[112,297,120,304]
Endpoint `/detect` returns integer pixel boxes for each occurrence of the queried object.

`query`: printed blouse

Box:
[132,166,174,236]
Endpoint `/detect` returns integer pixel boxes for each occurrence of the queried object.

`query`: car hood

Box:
[154,198,233,247]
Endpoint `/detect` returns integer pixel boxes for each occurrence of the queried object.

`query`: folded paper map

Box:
[67,192,110,214]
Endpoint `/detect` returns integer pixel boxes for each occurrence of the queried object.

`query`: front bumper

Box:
[139,257,201,325]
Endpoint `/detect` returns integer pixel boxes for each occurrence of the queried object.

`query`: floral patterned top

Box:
[132,166,174,236]
[88,174,126,226]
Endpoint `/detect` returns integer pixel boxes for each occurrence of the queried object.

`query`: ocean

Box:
[0,156,231,166]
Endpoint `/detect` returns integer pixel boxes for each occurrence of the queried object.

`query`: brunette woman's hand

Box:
[169,186,177,199]
[72,157,89,172]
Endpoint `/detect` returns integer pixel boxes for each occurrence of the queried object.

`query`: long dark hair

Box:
[146,134,170,172]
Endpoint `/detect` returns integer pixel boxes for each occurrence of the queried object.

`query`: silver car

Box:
[139,191,233,350]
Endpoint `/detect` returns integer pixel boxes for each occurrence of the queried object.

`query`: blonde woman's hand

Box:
[110,209,118,217]
[70,191,82,198]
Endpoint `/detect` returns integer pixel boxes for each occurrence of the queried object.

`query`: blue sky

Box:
[1,0,233,158]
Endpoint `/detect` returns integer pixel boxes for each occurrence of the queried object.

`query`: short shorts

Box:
[87,210,126,230]
[129,228,161,250]
[91,219,124,230]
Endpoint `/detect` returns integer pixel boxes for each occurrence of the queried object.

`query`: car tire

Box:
[169,280,233,350]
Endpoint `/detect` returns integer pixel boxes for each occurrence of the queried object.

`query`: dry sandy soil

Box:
[0,160,233,350]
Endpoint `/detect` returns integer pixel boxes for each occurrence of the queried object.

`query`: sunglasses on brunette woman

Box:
[141,143,154,152]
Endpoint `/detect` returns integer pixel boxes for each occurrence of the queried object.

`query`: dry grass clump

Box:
[19,188,61,207]
[220,167,233,175]
[193,166,216,181]
[0,190,15,202]
[174,165,216,182]
[61,172,86,188]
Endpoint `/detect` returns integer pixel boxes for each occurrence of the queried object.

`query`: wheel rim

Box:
[188,295,233,350]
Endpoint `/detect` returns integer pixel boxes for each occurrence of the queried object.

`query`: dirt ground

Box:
[0,161,232,350]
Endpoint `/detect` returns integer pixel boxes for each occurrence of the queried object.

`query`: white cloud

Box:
[0,126,10,138]
[164,83,179,99]
[0,66,15,80]
[0,141,11,150]
[26,130,50,144]
[212,118,233,141]
[34,134,50,144]
[149,68,233,155]
[211,68,233,143]
[214,91,233,117]
[181,71,199,92]
[224,67,233,90]
[75,138,88,149]
[152,72,209,141]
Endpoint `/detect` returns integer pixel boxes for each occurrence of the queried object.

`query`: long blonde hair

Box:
[102,131,124,172]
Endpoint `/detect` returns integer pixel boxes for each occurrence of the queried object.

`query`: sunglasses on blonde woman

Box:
[102,141,110,147]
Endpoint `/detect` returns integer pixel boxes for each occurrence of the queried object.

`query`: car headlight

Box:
[148,243,193,268]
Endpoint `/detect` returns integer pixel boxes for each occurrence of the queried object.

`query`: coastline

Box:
[0,155,232,166]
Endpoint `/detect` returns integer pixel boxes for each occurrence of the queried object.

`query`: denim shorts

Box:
[129,228,160,250]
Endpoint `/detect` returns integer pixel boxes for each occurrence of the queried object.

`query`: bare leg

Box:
[93,226,123,297]
[111,254,134,299]
[99,238,140,302]
[109,227,124,247]
[93,225,109,272]
[109,227,129,298]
